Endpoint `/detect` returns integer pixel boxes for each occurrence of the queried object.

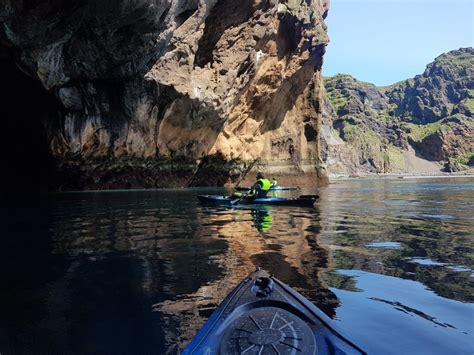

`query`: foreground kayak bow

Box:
[183,269,366,354]
[197,195,318,206]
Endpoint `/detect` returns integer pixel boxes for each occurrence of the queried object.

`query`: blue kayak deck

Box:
[183,269,365,354]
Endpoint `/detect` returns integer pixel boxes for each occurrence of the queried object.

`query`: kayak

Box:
[235,186,300,191]
[182,268,366,354]
[198,195,317,206]
[197,195,318,206]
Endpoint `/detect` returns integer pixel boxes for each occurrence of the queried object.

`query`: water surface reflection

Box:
[1,178,473,354]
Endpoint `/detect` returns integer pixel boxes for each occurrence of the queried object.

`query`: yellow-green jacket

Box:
[249,178,272,198]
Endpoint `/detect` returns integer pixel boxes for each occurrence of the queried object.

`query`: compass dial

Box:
[220,307,317,355]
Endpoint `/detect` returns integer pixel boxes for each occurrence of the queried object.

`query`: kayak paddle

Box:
[231,193,248,205]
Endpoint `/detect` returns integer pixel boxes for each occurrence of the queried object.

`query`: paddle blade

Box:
[299,195,319,199]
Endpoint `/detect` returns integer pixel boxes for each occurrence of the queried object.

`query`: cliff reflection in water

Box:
[21,189,335,353]
[153,202,338,353]
[316,179,474,304]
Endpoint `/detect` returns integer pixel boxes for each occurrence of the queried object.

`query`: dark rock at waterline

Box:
[54,153,250,191]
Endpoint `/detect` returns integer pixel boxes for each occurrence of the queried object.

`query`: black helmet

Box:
[256,172,264,179]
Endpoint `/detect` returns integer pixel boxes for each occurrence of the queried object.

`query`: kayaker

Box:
[248,172,272,199]
[271,177,278,187]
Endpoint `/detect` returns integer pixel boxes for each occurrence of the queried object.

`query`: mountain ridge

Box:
[321,47,474,175]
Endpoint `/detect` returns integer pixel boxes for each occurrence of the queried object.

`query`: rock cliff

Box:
[322,48,474,175]
[0,0,330,190]
[387,48,474,124]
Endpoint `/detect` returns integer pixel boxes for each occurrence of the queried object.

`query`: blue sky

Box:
[322,0,474,86]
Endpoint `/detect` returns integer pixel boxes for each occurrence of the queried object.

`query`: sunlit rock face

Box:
[0,0,329,189]
[321,48,474,176]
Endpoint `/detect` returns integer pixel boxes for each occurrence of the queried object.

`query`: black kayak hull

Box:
[235,186,300,191]
[183,269,365,354]
[197,195,318,206]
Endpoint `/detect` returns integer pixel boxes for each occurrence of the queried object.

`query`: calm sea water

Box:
[1,177,473,354]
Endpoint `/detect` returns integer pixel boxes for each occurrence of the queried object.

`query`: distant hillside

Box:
[321,48,474,175]
[387,48,474,123]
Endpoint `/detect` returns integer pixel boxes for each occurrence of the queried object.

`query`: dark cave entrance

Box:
[0,56,61,193]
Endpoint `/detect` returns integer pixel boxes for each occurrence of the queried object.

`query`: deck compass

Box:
[220,307,317,354]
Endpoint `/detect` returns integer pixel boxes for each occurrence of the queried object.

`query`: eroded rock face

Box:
[411,122,473,162]
[0,0,330,189]
[321,75,410,175]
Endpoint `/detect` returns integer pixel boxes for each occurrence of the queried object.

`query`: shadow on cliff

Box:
[244,11,325,134]
[194,0,270,68]
[0,55,61,194]
[248,61,317,134]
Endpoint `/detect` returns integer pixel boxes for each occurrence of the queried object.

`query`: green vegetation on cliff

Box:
[436,51,473,66]
[323,48,474,174]
[323,74,409,173]
[386,48,474,124]
[326,88,351,113]
[462,97,474,112]
[403,120,443,142]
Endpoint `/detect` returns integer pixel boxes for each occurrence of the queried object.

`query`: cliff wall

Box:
[0,0,330,190]
[321,48,474,176]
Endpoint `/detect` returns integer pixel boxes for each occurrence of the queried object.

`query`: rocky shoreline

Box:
[329,172,474,180]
